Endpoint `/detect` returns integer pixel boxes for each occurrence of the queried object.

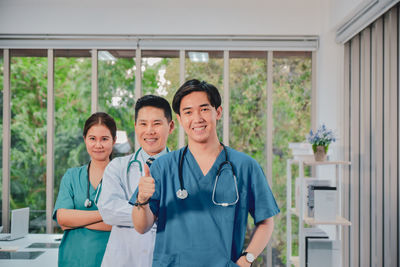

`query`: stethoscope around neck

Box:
[84,161,103,208]
[177,142,239,207]
[126,147,170,175]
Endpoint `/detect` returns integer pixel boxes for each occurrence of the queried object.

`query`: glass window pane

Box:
[54,50,92,232]
[185,51,224,138]
[10,49,47,233]
[272,51,312,266]
[229,51,269,266]
[229,51,267,165]
[142,50,180,150]
[98,50,136,156]
[228,51,312,267]
[0,49,3,219]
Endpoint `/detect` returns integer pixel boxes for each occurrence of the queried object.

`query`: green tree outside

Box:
[10,56,48,231]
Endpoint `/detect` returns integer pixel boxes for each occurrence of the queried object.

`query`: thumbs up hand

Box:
[137,164,155,203]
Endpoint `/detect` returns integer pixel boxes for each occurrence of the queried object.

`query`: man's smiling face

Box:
[135,106,174,155]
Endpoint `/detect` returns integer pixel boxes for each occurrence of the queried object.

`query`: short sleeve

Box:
[53,169,75,222]
[249,163,280,224]
[128,163,161,217]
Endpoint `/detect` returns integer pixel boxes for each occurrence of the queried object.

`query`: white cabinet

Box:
[286,159,351,267]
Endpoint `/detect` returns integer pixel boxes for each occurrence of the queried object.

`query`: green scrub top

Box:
[53,165,110,267]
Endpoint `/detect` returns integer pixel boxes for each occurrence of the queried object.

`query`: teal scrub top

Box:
[130,146,280,267]
[53,165,110,267]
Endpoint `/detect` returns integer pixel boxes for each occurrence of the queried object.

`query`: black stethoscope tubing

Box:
[84,161,93,208]
[178,142,239,206]
[84,161,102,208]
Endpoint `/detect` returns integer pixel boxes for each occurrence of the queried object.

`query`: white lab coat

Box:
[98,148,166,267]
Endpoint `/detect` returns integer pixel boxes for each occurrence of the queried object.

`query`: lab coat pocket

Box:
[153,253,179,267]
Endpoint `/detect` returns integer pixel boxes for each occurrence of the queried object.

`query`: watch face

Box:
[246,252,255,263]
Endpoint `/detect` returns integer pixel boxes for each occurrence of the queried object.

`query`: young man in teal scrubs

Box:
[131,79,279,267]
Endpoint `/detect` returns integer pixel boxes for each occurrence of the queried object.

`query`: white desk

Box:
[0,234,62,267]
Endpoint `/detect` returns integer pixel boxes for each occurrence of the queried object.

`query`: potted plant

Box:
[306,124,337,161]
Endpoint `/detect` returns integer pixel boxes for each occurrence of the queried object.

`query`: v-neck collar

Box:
[185,147,225,179]
[86,164,99,193]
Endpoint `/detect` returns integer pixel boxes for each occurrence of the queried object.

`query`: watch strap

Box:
[240,251,255,264]
[240,251,248,257]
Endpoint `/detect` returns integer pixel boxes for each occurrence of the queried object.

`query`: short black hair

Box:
[172,79,222,115]
[135,94,172,122]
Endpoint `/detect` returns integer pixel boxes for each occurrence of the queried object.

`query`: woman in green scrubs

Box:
[53,112,117,267]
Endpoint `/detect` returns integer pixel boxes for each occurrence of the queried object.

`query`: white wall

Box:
[330,0,367,29]
[0,0,323,35]
[317,0,345,160]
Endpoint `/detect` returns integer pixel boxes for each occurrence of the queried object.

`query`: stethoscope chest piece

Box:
[176,189,188,199]
[84,198,92,208]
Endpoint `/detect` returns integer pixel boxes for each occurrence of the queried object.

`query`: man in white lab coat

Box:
[97,95,174,267]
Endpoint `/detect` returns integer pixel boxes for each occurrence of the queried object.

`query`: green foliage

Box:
[54,57,92,205]
[98,58,136,152]
[230,58,267,166]
[8,57,48,231]
[270,57,311,266]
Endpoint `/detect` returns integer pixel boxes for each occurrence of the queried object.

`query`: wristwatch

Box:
[240,251,255,264]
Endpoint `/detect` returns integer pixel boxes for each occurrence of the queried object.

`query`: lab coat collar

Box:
[139,147,169,162]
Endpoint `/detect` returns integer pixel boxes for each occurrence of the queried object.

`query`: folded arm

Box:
[85,221,112,231]
[56,208,105,230]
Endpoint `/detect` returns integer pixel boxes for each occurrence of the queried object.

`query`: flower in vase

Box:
[306,124,337,153]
